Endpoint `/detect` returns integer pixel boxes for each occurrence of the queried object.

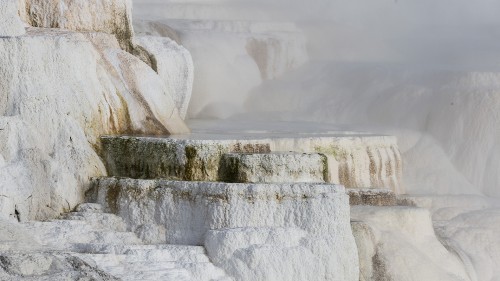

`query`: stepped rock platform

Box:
[102,125,403,193]
[1,203,231,281]
[89,178,350,244]
[88,177,359,280]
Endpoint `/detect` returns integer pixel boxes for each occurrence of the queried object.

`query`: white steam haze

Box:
[133,0,500,195]
[133,2,500,279]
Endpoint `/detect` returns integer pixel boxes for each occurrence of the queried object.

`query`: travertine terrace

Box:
[1,0,499,281]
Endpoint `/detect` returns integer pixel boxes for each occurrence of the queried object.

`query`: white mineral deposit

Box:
[1,0,499,280]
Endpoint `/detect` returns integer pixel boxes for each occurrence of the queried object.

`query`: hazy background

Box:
[134,0,500,197]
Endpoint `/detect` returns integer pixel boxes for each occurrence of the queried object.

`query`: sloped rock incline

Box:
[89,178,359,281]
[0,0,25,36]
[101,133,402,192]
[0,251,119,281]
[10,203,231,281]
[0,215,118,280]
[19,0,134,50]
[0,28,188,221]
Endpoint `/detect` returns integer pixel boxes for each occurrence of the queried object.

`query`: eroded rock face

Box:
[19,0,134,50]
[0,29,188,220]
[89,177,359,281]
[0,0,25,36]
[134,36,194,119]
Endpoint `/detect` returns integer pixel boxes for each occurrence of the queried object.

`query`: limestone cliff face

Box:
[18,0,134,50]
[0,2,191,220]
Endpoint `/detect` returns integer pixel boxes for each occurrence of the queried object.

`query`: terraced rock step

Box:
[102,132,403,193]
[89,178,360,280]
[23,221,143,250]
[61,212,128,232]
[17,203,231,281]
[219,152,328,183]
[77,251,230,281]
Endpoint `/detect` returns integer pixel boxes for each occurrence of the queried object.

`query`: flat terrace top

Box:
[102,120,395,142]
[92,177,347,196]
